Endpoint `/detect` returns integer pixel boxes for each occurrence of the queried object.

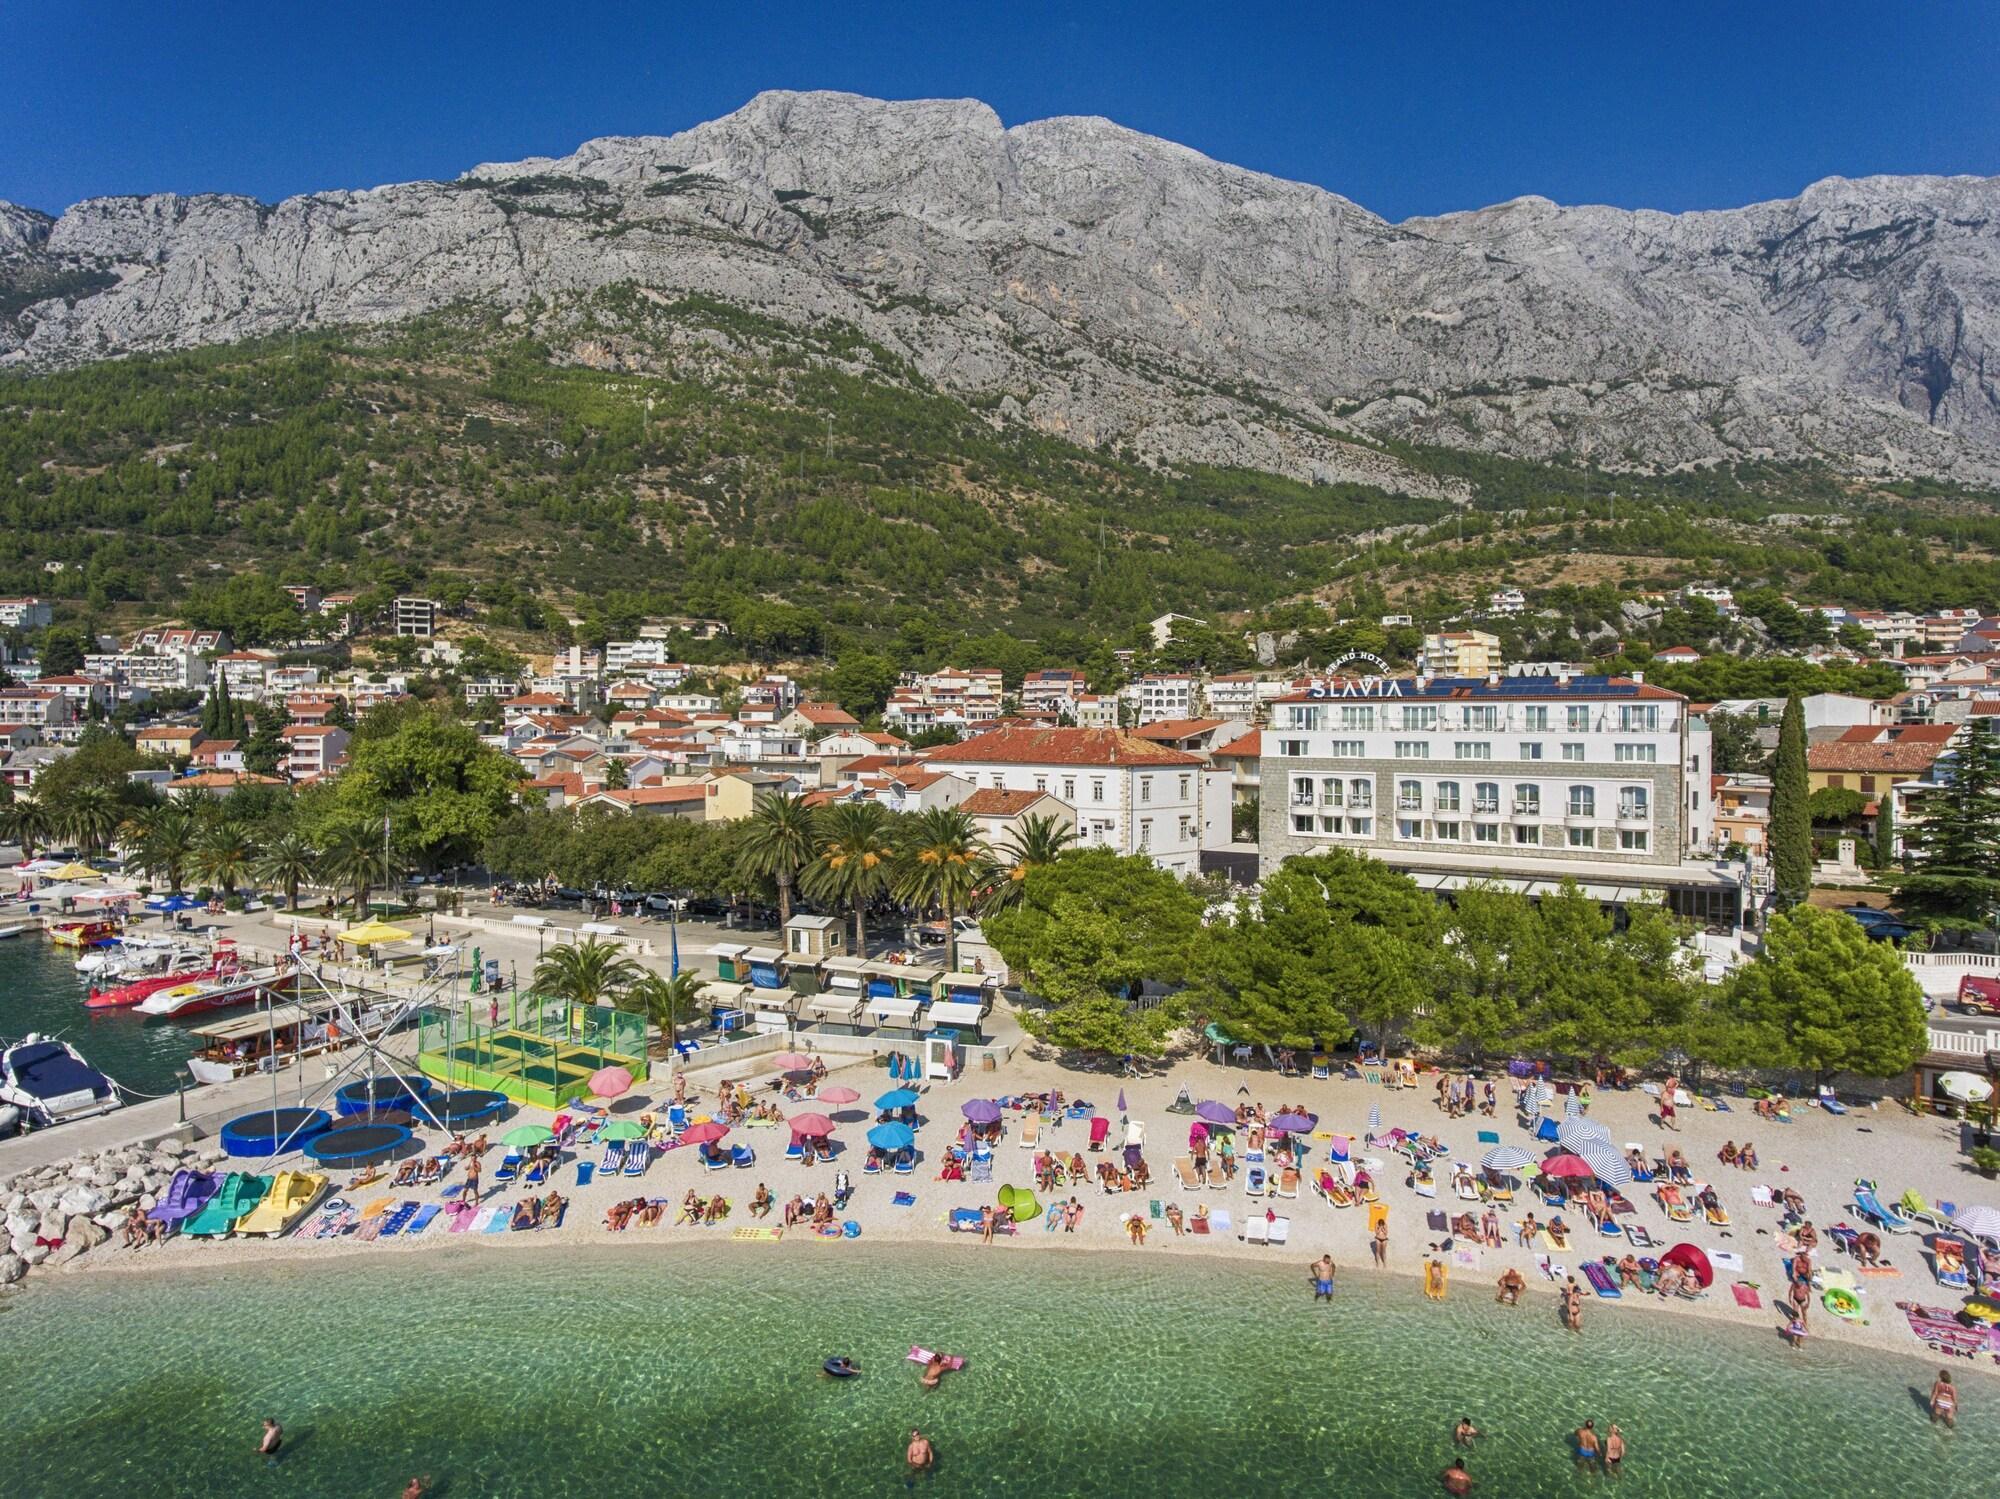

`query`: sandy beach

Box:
[33,1026,1999,1376]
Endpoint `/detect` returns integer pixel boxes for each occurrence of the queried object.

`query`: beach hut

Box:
[738,945,788,990]
[815,954,870,1001]
[864,987,924,1040]
[711,942,750,983]
[744,985,801,1035]
[783,912,843,964]
[925,972,993,1042]
[802,989,865,1036]
[697,979,756,1036]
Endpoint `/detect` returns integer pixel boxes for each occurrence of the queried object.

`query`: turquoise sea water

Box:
[2,1243,1993,1497]
[1,935,205,1098]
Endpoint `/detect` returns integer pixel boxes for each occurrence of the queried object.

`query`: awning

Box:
[710,942,749,960]
[898,964,945,986]
[190,1003,315,1040]
[806,995,861,1019]
[926,1000,987,1028]
[748,991,798,1016]
[819,956,870,978]
[939,971,992,990]
[858,961,905,980]
[866,997,922,1023]
[338,919,415,947]
[740,945,785,964]
[698,981,754,1008]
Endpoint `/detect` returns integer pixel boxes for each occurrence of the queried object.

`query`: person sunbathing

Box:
[939,1156,965,1183]
[511,1198,540,1230]
[1655,1262,1686,1297]
[1165,1203,1185,1236]
[679,1190,705,1226]
[1739,1142,1758,1171]
[1067,1152,1086,1184]
[538,1192,565,1227]
[1667,1150,1691,1181]
[1097,1161,1119,1193]
[1190,1203,1210,1232]
[1481,1210,1502,1248]
[1452,1212,1479,1238]
[1717,1141,1739,1168]
[782,1194,804,1227]
[1125,1214,1148,1245]
[1133,1159,1152,1189]
[1517,1212,1542,1246]
[1781,1187,1807,1219]
[1854,1230,1883,1267]
[605,1200,636,1231]
[1616,1253,1642,1288]
[393,1160,421,1188]
[1547,1216,1571,1247]
[1794,1220,1818,1251]
[749,1184,773,1218]
[811,1197,834,1227]
[122,1205,150,1248]
[1063,1198,1084,1233]
[706,1194,729,1223]
[1116,1168,1135,1193]
[637,1199,666,1227]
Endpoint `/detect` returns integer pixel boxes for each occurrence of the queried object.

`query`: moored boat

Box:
[87,947,237,1010]
[135,965,293,1020]
[0,1033,124,1129]
[185,995,398,1085]
[48,919,123,949]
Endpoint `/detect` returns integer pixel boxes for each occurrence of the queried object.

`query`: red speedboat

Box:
[85,941,239,1010]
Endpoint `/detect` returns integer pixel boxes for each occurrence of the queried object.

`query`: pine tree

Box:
[1901,720,2000,929]
[1769,693,1812,911]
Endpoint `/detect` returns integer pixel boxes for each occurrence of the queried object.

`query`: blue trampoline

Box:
[334,1075,434,1117]
[219,1107,332,1158]
[304,1123,413,1166]
[427,1089,509,1127]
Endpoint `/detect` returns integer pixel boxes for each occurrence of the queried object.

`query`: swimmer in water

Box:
[921,1353,949,1389]
[1440,1458,1474,1494]
[824,1356,858,1377]
[257,1418,283,1465]
[402,1478,430,1499]
[1453,1417,1481,1446]
[907,1428,935,1471]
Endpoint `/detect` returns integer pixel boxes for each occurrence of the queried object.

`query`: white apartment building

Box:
[1204,673,1285,723]
[1124,673,1200,725]
[85,649,208,697]
[1683,586,1736,613]
[1074,694,1120,729]
[1019,669,1087,718]
[1259,674,1736,926]
[1487,589,1527,616]
[280,724,350,780]
[926,727,1205,876]
[215,652,277,697]
[0,689,75,729]
[1420,630,1503,678]
[0,598,53,630]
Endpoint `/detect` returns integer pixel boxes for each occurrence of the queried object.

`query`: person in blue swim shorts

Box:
[1310,1253,1336,1300]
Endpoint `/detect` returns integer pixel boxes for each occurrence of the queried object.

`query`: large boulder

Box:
[57,1185,106,1219]
[1,1252,28,1282]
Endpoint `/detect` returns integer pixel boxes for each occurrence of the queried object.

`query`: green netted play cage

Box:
[417,993,649,1110]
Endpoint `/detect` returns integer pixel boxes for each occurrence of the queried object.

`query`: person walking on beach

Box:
[1371,1218,1389,1267]
[257,1418,283,1465]
[462,1152,480,1203]
[1573,1420,1600,1471]
[1930,1370,1958,1428]
[1310,1254,1336,1300]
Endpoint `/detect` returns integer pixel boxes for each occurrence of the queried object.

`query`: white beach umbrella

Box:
[1563,1094,1586,1118]
[1479,1145,1535,1172]
[1939,1072,1995,1104]
[1578,1142,1633,1189]
[1367,1104,1381,1131]
[1556,1117,1612,1151]
[1951,1204,2000,1242]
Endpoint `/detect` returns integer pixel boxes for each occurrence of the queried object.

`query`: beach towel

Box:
[1731,1284,1762,1309]
[1451,1245,1483,1272]
[892,1191,917,1207]
[483,1207,512,1234]
[1711,1250,1746,1273]
[1426,1209,1449,1231]
[1623,1223,1657,1249]
[1750,1185,1773,1206]
[403,1203,442,1237]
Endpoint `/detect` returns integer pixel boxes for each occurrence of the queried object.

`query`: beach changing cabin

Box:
[783,913,842,963]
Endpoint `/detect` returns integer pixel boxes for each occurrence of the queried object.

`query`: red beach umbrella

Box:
[680,1121,730,1145]
[588,1065,634,1099]
[789,1112,836,1137]
[1660,1243,1713,1288]
[816,1086,862,1106]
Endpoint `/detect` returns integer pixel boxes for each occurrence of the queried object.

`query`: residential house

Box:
[1420,630,1503,678]
[134,625,229,655]
[1805,723,1960,801]
[1122,673,1200,726]
[393,597,440,638]
[1712,774,1772,856]
[192,739,246,774]
[0,689,74,731]
[1487,588,1527,616]
[958,787,1076,850]
[1074,693,1120,729]
[280,724,350,781]
[1203,672,1285,723]
[1131,717,1252,756]
[134,723,202,759]
[0,598,52,630]
[215,651,276,698]
[32,675,111,713]
[704,768,805,822]
[572,784,710,820]
[924,727,1207,876]
[780,702,863,738]
[1653,646,1703,666]
[1019,668,1087,718]
[84,649,207,696]
[815,729,911,760]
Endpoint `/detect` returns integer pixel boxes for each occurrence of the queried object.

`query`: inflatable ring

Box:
[823,1358,859,1378]
[1822,1287,1863,1321]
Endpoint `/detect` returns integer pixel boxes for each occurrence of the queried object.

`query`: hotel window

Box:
[1178,816,1191,840]
[1394,740,1431,759]
[1398,779,1423,811]
[1566,705,1591,732]
[1464,706,1500,730]
[1291,776,1316,806]
[1619,830,1651,852]
[1321,777,1345,806]
[1290,706,1324,730]
[1320,815,1344,835]
[1347,817,1372,837]
[1292,814,1314,834]
[1523,706,1550,732]
[1435,820,1460,841]
[991,773,1006,789]
[1091,779,1105,803]
[1436,781,1461,812]
[1454,741,1491,760]
[1614,743,1657,763]
[1859,776,1875,794]
[1519,741,1543,760]
[1062,777,1076,801]
[1568,786,1596,818]
[1826,775,1844,789]
[1397,818,1422,841]
[1278,739,1308,758]
[1568,827,1593,848]
[1474,822,1500,843]
[1340,705,1376,731]
[1034,776,1047,792]
[1620,787,1650,820]
[1473,782,1499,813]
[1140,776,1152,803]
[1401,705,1438,731]
[1619,705,1661,732]
[1513,824,1539,846]
[1514,785,1541,815]
[1330,740,1365,758]
[1179,775,1191,799]
[1138,818,1152,849]
[1561,742,1586,762]
[1348,778,1374,810]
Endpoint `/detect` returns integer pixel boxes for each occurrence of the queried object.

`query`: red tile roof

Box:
[1210,730,1262,760]
[924,727,1203,768]
[1808,739,1953,774]
[1132,717,1231,741]
[959,788,1060,816]
[792,702,861,726]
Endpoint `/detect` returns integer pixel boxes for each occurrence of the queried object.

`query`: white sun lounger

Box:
[1267,1216,1290,1246]
[1019,1118,1039,1149]
[1243,1215,1269,1245]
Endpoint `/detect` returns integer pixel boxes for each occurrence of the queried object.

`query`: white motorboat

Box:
[135,965,292,1020]
[0,1033,124,1129]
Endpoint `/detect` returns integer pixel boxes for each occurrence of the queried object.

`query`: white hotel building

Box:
[1258,675,1739,926]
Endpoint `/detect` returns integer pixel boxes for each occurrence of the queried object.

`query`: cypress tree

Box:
[1873,787,1895,870]
[199,680,218,737]
[1770,692,1811,911]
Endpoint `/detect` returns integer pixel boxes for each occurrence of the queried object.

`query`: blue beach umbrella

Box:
[875,1088,920,1111]
[867,1122,916,1153]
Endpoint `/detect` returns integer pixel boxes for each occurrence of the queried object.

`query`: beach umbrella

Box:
[588,1065,634,1100]
[1939,1072,1995,1104]
[338,918,414,947]
[1563,1094,1585,1118]
[789,1113,835,1137]
[1951,1204,2000,1242]
[1196,1100,1237,1126]
[1189,1121,1210,1147]
[1556,1117,1612,1151]
[681,1121,730,1145]
[1538,1153,1597,1178]
[867,1122,916,1152]
[1366,1103,1382,1131]
[773,1053,814,1072]
[876,1088,921,1110]
[1523,1083,1553,1111]
[599,1120,648,1141]
[1116,1088,1127,1115]
[1269,1111,1316,1135]
[1479,1145,1535,1172]
[817,1085,862,1106]
[47,861,103,881]
[1661,1242,1713,1288]
[501,1124,554,1148]
[1578,1143,1633,1190]
[961,1098,1002,1124]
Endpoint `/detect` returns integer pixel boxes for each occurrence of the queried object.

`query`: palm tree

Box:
[192,821,255,896]
[896,806,987,972]
[738,791,821,925]
[0,795,54,859]
[121,805,198,892]
[803,802,898,956]
[58,783,120,857]
[535,937,640,1006]
[320,824,395,916]
[980,813,1077,914]
[615,969,707,1052]
[256,831,319,911]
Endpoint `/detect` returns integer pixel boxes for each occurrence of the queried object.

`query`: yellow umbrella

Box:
[337,918,415,947]
[47,862,102,881]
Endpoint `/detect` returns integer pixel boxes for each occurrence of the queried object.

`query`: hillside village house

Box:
[33,675,111,713]
[1074,693,1120,729]
[780,701,862,738]
[1203,672,1285,723]
[925,726,1206,876]
[705,768,805,821]
[135,724,202,759]
[1019,668,1087,717]
[0,598,53,631]
[1712,774,1772,855]
[815,729,911,759]
[134,625,229,655]
[279,724,350,780]
[1125,672,1200,724]
[1132,717,1253,755]
[958,786,1076,849]
[1804,723,1960,800]
[573,784,710,820]
[192,739,247,774]
[84,648,207,696]
[0,688,75,731]
[1421,630,1503,677]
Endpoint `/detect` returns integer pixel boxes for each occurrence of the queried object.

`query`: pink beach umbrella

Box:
[588,1065,634,1100]
[789,1112,836,1137]
[816,1086,862,1106]
[773,1053,814,1072]
[680,1121,730,1145]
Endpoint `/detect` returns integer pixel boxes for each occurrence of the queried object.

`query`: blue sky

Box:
[3,2,1995,221]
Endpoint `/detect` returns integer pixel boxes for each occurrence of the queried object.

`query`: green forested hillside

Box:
[4,286,1999,658]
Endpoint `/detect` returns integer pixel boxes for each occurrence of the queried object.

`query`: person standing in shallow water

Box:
[1310,1254,1336,1300]
[257,1418,282,1465]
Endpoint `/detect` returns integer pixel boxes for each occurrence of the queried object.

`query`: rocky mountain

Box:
[3,90,1997,485]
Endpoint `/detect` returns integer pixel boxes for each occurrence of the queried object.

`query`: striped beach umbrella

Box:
[1563,1094,1586,1118]
[1556,1117,1612,1152]
[1367,1103,1381,1131]
[1578,1142,1632,1189]
[1522,1083,1553,1111]
[1479,1144,1535,1173]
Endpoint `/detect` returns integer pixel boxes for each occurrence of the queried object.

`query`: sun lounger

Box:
[1311,1057,1330,1081]
[895,1152,916,1175]
[1244,1165,1267,1195]
[1268,1216,1290,1246]
[600,1141,626,1174]
[1852,1180,1914,1233]
[1816,1085,1848,1115]
[1243,1215,1269,1245]
[624,1145,649,1178]
[1209,1208,1233,1237]
[494,1152,522,1184]
[524,1158,549,1187]
[1174,1157,1200,1190]
[1656,1185,1692,1223]
[1019,1118,1039,1149]
[1898,1190,1953,1233]
[1933,1237,1970,1289]
[1704,1200,1730,1227]
[1581,1260,1622,1298]
[731,1145,756,1169]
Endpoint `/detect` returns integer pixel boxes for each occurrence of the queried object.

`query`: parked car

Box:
[1959,975,2000,1017]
